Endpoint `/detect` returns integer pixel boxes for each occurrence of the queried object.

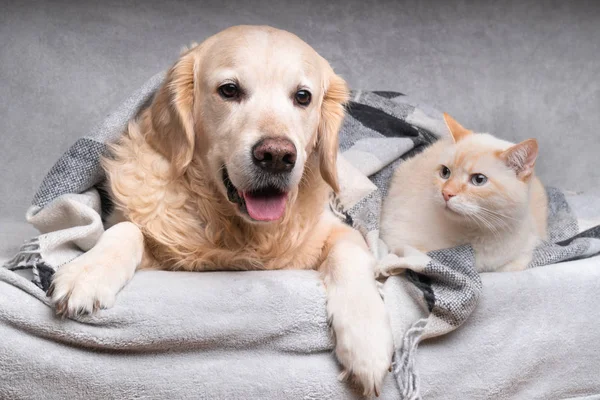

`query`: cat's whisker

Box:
[472,213,501,239]
[477,206,520,222]
[478,212,504,227]
[470,212,497,236]
[467,214,486,233]
[475,217,496,236]
[477,210,515,232]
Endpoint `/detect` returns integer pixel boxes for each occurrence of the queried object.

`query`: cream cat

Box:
[380,113,548,273]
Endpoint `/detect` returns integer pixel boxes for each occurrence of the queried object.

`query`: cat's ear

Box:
[500,139,539,181]
[443,113,473,143]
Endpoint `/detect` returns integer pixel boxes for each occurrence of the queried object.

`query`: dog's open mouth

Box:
[223,169,288,222]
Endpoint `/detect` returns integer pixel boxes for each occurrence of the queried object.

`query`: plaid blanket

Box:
[5,73,600,398]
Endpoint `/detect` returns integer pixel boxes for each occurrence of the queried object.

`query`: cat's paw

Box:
[330,290,394,397]
[47,256,118,318]
[498,252,532,272]
[375,245,431,278]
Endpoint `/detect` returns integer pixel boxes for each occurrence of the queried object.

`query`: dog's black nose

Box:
[252,137,297,173]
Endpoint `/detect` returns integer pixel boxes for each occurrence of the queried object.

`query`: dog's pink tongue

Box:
[243,192,288,221]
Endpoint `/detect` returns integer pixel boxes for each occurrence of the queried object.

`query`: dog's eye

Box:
[218,83,240,99]
[294,90,311,106]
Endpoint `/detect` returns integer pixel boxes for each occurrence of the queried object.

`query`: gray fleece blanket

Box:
[3,72,600,399]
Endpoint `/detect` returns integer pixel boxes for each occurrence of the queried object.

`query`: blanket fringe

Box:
[2,237,43,287]
[393,318,427,400]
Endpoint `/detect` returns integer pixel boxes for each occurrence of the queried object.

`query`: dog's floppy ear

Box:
[317,72,349,193]
[147,48,198,177]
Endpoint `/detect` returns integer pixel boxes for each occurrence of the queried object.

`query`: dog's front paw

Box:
[330,291,394,397]
[47,256,118,318]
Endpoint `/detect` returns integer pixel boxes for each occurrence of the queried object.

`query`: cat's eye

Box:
[470,173,488,186]
[440,165,451,179]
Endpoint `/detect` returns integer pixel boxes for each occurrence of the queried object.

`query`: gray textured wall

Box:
[1,0,599,219]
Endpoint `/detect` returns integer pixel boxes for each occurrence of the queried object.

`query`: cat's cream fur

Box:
[381,113,548,272]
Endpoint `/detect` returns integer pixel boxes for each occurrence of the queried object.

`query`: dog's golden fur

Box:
[102,32,349,271]
[50,26,393,396]
[104,120,333,271]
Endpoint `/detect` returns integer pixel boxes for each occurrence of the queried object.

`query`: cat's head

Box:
[433,113,539,228]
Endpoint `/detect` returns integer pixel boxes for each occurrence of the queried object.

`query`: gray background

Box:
[1,0,599,221]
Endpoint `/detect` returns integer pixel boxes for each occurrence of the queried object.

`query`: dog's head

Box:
[146,25,349,223]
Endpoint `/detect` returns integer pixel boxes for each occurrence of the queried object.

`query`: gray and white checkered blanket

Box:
[4,72,600,398]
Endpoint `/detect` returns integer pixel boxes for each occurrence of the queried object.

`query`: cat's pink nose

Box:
[442,190,455,202]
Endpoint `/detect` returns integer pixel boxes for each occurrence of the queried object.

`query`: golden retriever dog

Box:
[48,25,393,396]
